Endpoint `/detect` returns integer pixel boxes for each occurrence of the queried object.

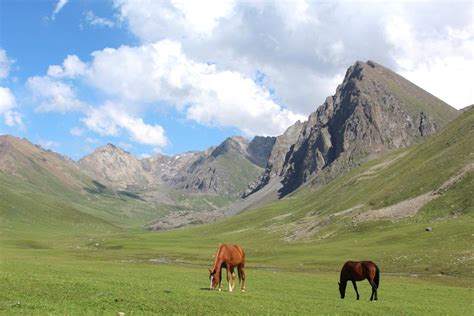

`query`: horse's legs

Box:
[351,280,360,300]
[226,264,232,292]
[218,267,223,291]
[231,268,236,291]
[240,266,246,292]
[368,279,377,301]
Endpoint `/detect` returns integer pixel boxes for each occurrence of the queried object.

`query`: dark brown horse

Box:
[339,261,380,301]
[209,243,246,292]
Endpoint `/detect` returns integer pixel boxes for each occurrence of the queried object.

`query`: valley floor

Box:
[1,249,472,315]
[0,224,472,315]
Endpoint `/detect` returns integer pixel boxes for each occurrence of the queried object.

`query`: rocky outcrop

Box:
[246,136,276,168]
[246,60,459,198]
[242,122,304,197]
[78,144,150,191]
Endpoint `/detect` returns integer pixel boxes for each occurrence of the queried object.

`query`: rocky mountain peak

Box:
[246,60,459,198]
[210,136,249,158]
[78,143,145,190]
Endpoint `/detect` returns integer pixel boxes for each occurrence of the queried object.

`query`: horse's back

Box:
[231,244,245,265]
[217,243,245,265]
[341,261,377,281]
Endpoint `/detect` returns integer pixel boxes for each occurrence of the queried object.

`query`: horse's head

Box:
[338,282,346,299]
[209,268,218,289]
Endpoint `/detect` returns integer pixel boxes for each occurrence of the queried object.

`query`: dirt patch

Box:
[355,162,474,222]
[354,193,434,222]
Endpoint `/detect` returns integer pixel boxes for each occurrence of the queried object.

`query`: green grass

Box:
[0,247,471,315]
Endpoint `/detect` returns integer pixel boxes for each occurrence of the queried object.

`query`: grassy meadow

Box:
[0,110,473,314]
[1,237,472,315]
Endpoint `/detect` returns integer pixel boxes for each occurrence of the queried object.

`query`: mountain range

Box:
[0,60,464,230]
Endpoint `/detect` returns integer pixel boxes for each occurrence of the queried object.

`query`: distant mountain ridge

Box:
[77,135,269,198]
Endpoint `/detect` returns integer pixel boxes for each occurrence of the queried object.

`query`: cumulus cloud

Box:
[385,10,474,108]
[4,110,24,130]
[84,11,115,28]
[85,40,304,135]
[115,0,235,38]
[114,0,474,110]
[27,76,86,112]
[0,49,13,79]
[0,84,24,130]
[0,87,15,113]
[51,0,68,20]
[47,55,87,78]
[83,102,168,147]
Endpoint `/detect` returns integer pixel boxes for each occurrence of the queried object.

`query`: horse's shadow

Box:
[199,287,211,291]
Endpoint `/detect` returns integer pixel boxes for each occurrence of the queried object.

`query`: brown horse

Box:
[338,261,380,301]
[208,243,246,292]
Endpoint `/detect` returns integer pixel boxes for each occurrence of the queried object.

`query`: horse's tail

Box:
[374,264,380,289]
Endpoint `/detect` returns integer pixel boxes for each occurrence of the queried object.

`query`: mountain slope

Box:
[247,60,459,198]
[141,107,473,275]
[0,136,173,231]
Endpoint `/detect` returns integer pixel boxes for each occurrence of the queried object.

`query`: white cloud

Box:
[114,0,474,110]
[83,102,168,146]
[85,40,304,135]
[0,49,13,79]
[84,11,115,28]
[0,87,15,113]
[27,76,85,112]
[4,111,24,130]
[47,55,87,78]
[115,0,235,38]
[52,0,68,20]
[0,87,24,130]
[385,14,474,108]
[170,0,235,34]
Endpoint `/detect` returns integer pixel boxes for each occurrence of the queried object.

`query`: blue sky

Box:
[0,0,472,160]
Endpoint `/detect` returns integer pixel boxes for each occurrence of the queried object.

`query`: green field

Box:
[1,110,473,314]
[1,241,472,315]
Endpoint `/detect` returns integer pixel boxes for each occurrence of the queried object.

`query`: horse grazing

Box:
[338,261,380,301]
[208,243,246,292]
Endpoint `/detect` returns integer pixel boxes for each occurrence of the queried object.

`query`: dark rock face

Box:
[242,122,304,197]
[247,60,458,198]
[247,136,276,168]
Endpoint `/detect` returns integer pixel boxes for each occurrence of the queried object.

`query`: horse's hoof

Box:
[241,289,245,293]
[218,288,222,292]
